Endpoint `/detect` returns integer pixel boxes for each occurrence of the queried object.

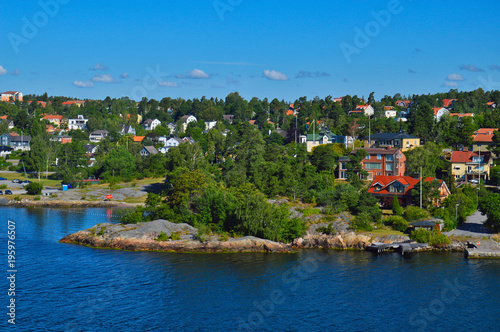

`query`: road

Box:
[444,211,493,238]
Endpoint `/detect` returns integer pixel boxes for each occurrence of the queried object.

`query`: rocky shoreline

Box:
[0,198,138,208]
[60,219,466,254]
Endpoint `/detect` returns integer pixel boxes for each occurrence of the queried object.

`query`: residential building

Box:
[395,100,411,108]
[141,146,159,157]
[84,144,98,156]
[0,133,31,151]
[368,175,450,207]
[384,107,397,118]
[142,119,161,131]
[181,115,197,131]
[363,132,420,152]
[450,149,492,182]
[68,115,89,130]
[164,137,184,151]
[449,113,474,119]
[41,114,65,127]
[433,107,449,121]
[338,147,406,181]
[62,100,85,107]
[205,121,218,131]
[89,130,109,143]
[133,136,145,143]
[1,91,23,102]
[356,104,374,117]
[121,125,136,135]
[443,99,457,108]
[472,128,498,157]
[46,125,56,133]
[299,129,344,152]
[223,115,235,124]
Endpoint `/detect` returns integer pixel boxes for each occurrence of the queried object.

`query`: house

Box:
[363,132,420,152]
[449,113,474,119]
[299,129,343,152]
[1,91,23,102]
[334,97,343,103]
[121,125,136,135]
[433,107,449,121]
[164,137,184,151]
[356,105,374,117]
[142,119,161,131]
[140,146,159,157]
[133,136,145,143]
[166,123,176,133]
[41,114,65,127]
[84,144,98,156]
[368,175,450,207]
[60,136,72,144]
[1,117,15,129]
[384,107,397,118]
[348,110,363,117]
[338,147,406,181]
[450,149,492,182]
[472,128,498,157]
[487,101,497,109]
[205,121,218,131]
[89,130,109,143]
[443,99,457,108]
[62,100,85,107]
[0,133,31,151]
[223,115,235,124]
[395,100,411,108]
[28,101,49,108]
[408,220,445,232]
[68,115,88,130]
[46,125,56,133]
[181,115,197,131]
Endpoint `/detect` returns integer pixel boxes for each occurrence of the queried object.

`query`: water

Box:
[0,207,499,332]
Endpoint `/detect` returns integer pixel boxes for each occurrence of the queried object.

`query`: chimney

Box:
[463,147,468,152]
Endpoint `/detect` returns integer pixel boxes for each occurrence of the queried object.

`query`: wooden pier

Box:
[366,241,428,255]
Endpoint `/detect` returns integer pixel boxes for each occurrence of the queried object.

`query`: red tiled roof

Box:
[368,175,441,196]
[0,115,7,120]
[249,120,256,125]
[433,107,446,116]
[285,110,296,117]
[443,99,457,107]
[133,136,145,142]
[487,102,495,106]
[384,106,394,111]
[473,128,498,143]
[42,115,63,121]
[2,91,20,95]
[450,150,490,163]
[449,113,473,117]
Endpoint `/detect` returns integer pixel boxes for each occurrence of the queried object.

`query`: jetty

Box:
[465,239,500,259]
[365,241,427,255]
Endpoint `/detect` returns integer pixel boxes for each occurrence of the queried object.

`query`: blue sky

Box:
[1,0,500,102]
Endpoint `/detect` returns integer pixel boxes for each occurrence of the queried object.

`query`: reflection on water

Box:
[0,207,498,331]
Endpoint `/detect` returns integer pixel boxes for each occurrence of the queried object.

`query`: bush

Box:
[317,223,335,235]
[351,212,374,231]
[410,228,432,243]
[0,184,7,189]
[34,196,41,201]
[404,206,430,222]
[383,215,408,232]
[25,182,43,195]
[121,208,144,224]
[392,195,403,216]
[410,228,450,247]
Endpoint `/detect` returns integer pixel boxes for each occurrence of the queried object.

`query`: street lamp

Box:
[456,203,459,223]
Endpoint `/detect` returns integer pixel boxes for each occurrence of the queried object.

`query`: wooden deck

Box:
[365,241,427,255]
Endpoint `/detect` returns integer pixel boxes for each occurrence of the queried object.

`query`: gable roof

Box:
[133,136,145,142]
[433,107,448,116]
[352,147,401,155]
[363,132,419,140]
[368,175,442,196]
[473,128,498,143]
[443,99,457,108]
[450,150,490,163]
[449,113,474,118]
[142,146,158,155]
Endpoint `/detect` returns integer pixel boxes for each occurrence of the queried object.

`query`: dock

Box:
[366,241,428,255]
[465,239,500,259]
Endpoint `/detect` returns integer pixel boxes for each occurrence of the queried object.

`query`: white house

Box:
[357,105,374,117]
[384,107,397,118]
[434,107,450,121]
[68,115,88,130]
[89,130,109,143]
[140,146,159,157]
[142,119,161,131]
[181,115,197,131]
[1,91,23,102]
[166,123,176,133]
[165,137,184,150]
[205,121,217,131]
[121,125,136,135]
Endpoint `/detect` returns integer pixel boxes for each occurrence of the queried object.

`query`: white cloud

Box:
[444,81,458,87]
[188,69,210,79]
[447,73,464,81]
[73,80,94,88]
[120,73,129,79]
[263,69,289,81]
[92,74,115,83]
[0,66,7,75]
[158,81,179,87]
[90,63,108,71]
[11,69,20,76]
[460,64,484,72]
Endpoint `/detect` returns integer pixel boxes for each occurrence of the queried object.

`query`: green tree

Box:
[310,144,340,173]
[392,195,403,216]
[346,149,368,188]
[478,193,500,232]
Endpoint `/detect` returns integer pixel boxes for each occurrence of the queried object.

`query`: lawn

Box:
[361,228,406,236]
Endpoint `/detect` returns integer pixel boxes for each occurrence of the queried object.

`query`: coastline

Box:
[0,198,140,208]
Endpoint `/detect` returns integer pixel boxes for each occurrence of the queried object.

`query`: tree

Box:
[392,195,403,216]
[478,193,500,232]
[25,182,43,195]
[346,149,368,188]
[310,144,339,173]
[100,146,137,180]
[404,143,444,178]
[23,136,48,182]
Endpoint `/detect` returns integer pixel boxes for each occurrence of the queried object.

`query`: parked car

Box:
[0,191,3,195]
[5,190,12,195]
[0,177,7,180]
[12,179,20,183]
[469,179,479,184]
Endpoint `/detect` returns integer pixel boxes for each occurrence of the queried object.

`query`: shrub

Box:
[351,212,374,231]
[392,195,403,216]
[383,215,408,232]
[429,233,450,247]
[156,231,169,241]
[410,228,432,243]
[317,223,335,235]
[0,184,7,189]
[404,206,430,222]
[25,182,43,195]
[34,196,41,201]
[411,228,450,247]
[121,208,144,224]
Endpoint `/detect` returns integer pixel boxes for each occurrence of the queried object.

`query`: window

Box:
[377,154,382,160]
[374,184,382,191]
[414,140,417,145]
[376,172,381,176]
[340,171,347,179]
[386,155,393,162]
[366,154,371,160]
[340,162,347,170]
[454,165,460,170]
[368,173,373,180]
[366,163,381,169]
[386,163,393,171]
[389,183,405,193]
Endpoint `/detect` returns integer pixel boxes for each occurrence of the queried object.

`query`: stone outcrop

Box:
[293,233,411,250]
[60,219,292,253]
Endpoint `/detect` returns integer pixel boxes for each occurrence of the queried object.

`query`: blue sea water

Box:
[0,206,499,332]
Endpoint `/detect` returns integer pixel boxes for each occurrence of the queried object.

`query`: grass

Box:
[122,196,148,204]
[360,228,405,236]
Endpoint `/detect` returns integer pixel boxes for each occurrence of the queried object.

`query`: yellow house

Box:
[450,149,493,182]
[364,132,420,152]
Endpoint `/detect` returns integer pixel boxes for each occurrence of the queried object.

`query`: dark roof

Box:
[84,144,97,153]
[363,132,419,140]
[352,147,401,155]
[142,146,158,155]
[9,134,31,142]
[90,130,109,135]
